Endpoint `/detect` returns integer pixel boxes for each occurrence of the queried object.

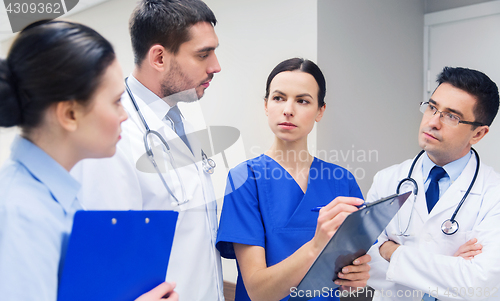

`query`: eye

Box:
[428,103,437,111]
[444,112,460,122]
[273,95,284,101]
[297,99,311,104]
[199,52,209,59]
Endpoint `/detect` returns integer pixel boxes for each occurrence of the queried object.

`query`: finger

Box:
[164,291,179,300]
[454,243,483,257]
[338,269,370,281]
[461,243,483,253]
[335,277,368,288]
[458,250,482,258]
[341,263,371,275]
[149,282,176,298]
[323,197,364,211]
[318,211,354,237]
[459,240,477,250]
[352,254,371,265]
[318,203,359,224]
[320,202,360,219]
[466,238,478,245]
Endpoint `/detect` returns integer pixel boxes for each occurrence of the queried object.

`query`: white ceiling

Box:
[0,0,111,42]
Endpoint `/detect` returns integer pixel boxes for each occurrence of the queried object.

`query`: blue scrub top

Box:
[216,155,363,301]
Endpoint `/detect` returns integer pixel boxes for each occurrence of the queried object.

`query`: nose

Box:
[427,110,442,129]
[283,100,294,117]
[119,103,128,123]
[207,53,221,74]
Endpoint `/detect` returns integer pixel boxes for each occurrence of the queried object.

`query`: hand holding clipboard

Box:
[291,192,411,300]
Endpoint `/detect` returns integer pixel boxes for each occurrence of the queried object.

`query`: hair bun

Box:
[0,59,23,127]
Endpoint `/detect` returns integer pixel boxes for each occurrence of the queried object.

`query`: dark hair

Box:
[129,0,217,65]
[0,20,116,131]
[265,58,326,108]
[436,66,499,126]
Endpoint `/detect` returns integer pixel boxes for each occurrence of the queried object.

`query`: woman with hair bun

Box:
[216,58,371,301]
[0,20,177,301]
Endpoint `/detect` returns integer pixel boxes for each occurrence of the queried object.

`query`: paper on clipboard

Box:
[290,191,411,300]
[57,210,178,301]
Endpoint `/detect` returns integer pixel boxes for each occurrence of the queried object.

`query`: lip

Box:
[201,80,211,88]
[423,132,438,141]
[278,122,297,130]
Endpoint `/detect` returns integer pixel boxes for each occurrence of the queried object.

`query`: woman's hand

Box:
[312,197,364,253]
[335,254,371,292]
[135,282,178,301]
[454,238,482,260]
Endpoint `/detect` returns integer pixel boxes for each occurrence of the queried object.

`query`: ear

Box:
[55,100,79,132]
[148,45,172,72]
[469,125,489,145]
[315,104,326,122]
[264,99,269,116]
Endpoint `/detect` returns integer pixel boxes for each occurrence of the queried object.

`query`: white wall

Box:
[317,0,425,194]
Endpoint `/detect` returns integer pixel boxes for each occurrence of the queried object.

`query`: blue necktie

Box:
[425,166,447,213]
[167,106,192,152]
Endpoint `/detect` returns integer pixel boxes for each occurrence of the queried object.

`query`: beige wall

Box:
[317,0,425,194]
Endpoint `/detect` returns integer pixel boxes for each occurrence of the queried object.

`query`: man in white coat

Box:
[366,67,500,301]
[72,0,224,300]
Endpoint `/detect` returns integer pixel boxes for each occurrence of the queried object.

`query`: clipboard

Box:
[291,192,411,300]
[57,210,178,301]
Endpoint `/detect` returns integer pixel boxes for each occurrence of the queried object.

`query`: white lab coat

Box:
[366,153,500,301]
[72,85,224,301]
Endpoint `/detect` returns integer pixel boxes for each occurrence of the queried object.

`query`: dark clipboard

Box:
[57,210,178,301]
[290,191,411,300]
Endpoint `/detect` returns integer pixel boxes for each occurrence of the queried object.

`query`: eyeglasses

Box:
[419,102,486,127]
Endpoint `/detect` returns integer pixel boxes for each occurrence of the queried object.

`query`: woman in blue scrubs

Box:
[0,20,177,301]
[216,58,371,301]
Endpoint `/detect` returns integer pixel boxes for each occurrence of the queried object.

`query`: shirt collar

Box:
[126,75,172,121]
[422,150,472,183]
[10,136,81,214]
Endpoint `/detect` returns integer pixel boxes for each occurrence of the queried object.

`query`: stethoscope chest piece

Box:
[441,219,459,235]
[202,153,216,174]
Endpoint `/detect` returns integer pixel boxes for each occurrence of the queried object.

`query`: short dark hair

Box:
[129,0,217,66]
[0,20,115,132]
[265,58,326,108]
[436,66,499,126]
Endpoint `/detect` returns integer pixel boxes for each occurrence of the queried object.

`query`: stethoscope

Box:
[395,148,480,236]
[124,79,216,206]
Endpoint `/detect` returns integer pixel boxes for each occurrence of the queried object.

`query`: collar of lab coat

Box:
[123,76,201,163]
[409,154,429,224]
[426,151,481,219]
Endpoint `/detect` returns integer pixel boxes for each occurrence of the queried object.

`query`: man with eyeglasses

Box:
[365,67,500,301]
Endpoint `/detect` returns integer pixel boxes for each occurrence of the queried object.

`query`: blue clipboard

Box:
[57,210,178,301]
[290,192,411,300]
